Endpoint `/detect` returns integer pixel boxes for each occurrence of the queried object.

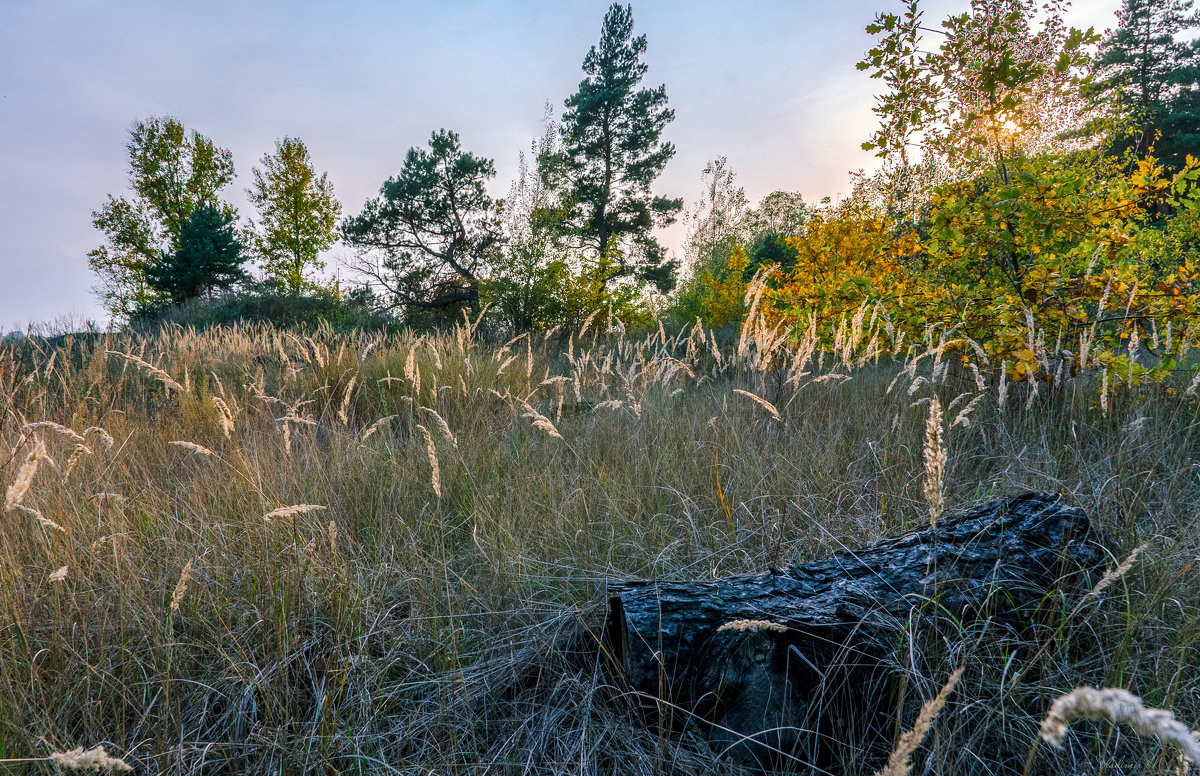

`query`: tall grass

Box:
[0,316,1198,774]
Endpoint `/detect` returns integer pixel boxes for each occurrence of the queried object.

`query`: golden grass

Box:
[0,316,1197,774]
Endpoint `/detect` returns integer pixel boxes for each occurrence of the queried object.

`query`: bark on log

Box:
[604,493,1105,769]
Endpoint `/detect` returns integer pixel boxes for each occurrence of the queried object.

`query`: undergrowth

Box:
[1,314,1198,774]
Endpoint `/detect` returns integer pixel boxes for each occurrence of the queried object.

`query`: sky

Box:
[0,0,1122,331]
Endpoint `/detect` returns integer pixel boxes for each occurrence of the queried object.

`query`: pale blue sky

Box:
[0,0,1120,329]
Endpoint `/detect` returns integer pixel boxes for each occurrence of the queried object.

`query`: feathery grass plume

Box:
[48,565,68,583]
[496,353,518,375]
[169,441,216,457]
[21,421,85,443]
[811,373,850,384]
[1040,687,1200,764]
[210,396,235,438]
[361,414,398,441]
[998,362,1009,412]
[1100,368,1110,416]
[63,443,93,479]
[11,503,43,522]
[82,426,114,451]
[923,396,946,527]
[328,520,339,555]
[733,389,782,421]
[1087,544,1145,600]
[1187,366,1200,397]
[37,514,66,533]
[404,347,420,396]
[578,307,600,339]
[717,619,788,633]
[170,560,193,612]
[5,438,46,511]
[874,667,963,776]
[951,394,987,429]
[104,350,184,392]
[416,424,442,498]
[263,504,327,522]
[339,373,358,425]
[48,745,132,773]
[421,406,458,449]
[519,403,564,440]
[305,335,326,368]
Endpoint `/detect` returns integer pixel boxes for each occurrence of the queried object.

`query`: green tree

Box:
[743,190,807,275]
[145,203,246,307]
[1095,0,1200,168]
[554,2,682,293]
[341,129,500,322]
[246,137,341,292]
[88,116,236,319]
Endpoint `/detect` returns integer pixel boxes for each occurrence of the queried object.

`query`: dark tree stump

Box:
[604,493,1105,769]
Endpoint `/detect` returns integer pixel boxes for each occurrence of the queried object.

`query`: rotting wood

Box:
[604,492,1105,769]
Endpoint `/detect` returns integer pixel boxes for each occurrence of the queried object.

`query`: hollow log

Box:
[604,493,1105,769]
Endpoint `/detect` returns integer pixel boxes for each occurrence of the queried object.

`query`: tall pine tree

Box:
[556,3,682,293]
[1095,0,1200,167]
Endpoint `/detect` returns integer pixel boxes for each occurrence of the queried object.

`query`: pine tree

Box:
[145,203,246,307]
[556,3,682,293]
[246,137,341,293]
[341,129,500,322]
[1095,0,1200,166]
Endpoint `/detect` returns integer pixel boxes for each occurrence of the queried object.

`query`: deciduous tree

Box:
[88,116,236,319]
[246,137,341,292]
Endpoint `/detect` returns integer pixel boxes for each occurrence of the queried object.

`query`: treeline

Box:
[685,0,1200,387]
[89,0,1200,375]
[89,4,692,331]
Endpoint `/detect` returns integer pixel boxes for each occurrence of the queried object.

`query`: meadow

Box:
[1,312,1199,775]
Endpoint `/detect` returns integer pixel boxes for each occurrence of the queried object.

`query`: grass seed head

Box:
[49,745,132,773]
[1041,687,1200,764]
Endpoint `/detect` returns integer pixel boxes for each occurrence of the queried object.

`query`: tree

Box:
[246,137,341,292]
[145,203,246,306]
[554,2,682,293]
[743,190,808,275]
[681,157,747,275]
[860,0,1098,177]
[487,107,572,332]
[1094,0,1200,168]
[341,129,500,322]
[89,116,236,319]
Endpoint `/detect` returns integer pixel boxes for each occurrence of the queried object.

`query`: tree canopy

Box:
[553,2,682,293]
[1095,0,1200,167]
[246,137,341,292]
[145,203,246,306]
[88,116,237,319]
[341,129,500,321]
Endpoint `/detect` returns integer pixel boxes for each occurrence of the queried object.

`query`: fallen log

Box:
[604,493,1105,769]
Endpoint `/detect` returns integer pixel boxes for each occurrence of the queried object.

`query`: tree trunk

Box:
[604,493,1105,770]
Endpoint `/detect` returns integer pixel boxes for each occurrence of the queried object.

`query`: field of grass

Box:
[1,315,1199,774]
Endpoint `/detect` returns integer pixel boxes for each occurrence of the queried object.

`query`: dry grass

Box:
[0,317,1197,774]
